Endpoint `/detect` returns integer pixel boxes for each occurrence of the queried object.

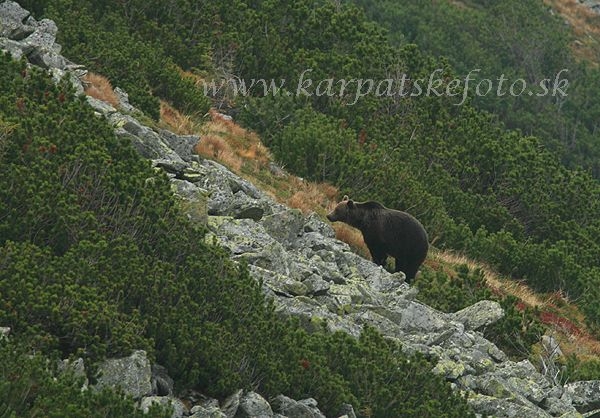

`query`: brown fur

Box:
[327,196,428,282]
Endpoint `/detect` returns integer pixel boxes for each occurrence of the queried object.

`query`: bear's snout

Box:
[326,213,334,222]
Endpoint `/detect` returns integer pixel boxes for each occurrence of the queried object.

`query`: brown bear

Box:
[326,196,428,283]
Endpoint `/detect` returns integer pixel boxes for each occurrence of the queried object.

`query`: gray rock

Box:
[250,265,308,297]
[222,390,242,418]
[580,0,600,14]
[0,1,32,39]
[565,380,600,413]
[170,179,208,225]
[28,47,67,69]
[151,364,174,396]
[233,203,265,221]
[236,391,273,417]
[0,37,26,59]
[303,274,331,296]
[153,158,189,176]
[272,395,325,418]
[261,208,305,246]
[140,396,187,418]
[160,129,201,162]
[94,350,152,399]
[50,67,84,95]
[207,216,300,278]
[452,300,504,331]
[190,405,227,418]
[199,160,276,221]
[467,393,550,418]
[87,95,117,116]
[303,212,335,238]
[23,18,58,50]
[110,113,185,163]
[114,86,137,113]
[0,326,10,340]
[338,404,357,418]
[398,300,452,333]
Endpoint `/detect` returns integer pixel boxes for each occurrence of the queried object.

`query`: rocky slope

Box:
[2,1,600,417]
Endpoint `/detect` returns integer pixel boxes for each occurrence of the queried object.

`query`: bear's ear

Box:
[342,195,349,202]
[347,199,355,209]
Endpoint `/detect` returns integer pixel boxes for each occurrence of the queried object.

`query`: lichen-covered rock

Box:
[271,395,325,418]
[0,1,32,39]
[151,364,174,396]
[159,130,200,163]
[467,393,550,418]
[94,350,152,399]
[565,380,600,413]
[114,86,138,113]
[221,390,242,418]
[250,265,308,297]
[190,404,227,418]
[303,212,336,238]
[452,299,504,330]
[261,208,306,247]
[237,391,274,417]
[140,396,187,418]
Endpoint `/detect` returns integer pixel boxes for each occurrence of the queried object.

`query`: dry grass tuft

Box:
[430,249,547,309]
[195,134,243,172]
[544,0,600,64]
[286,178,338,214]
[333,223,371,259]
[199,110,271,169]
[82,72,119,107]
[160,101,200,135]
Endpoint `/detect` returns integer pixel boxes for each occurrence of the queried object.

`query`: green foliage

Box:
[23,0,211,119]
[10,0,600,411]
[0,53,475,416]
[262,326,474,417]
[0,339,170,418]
[414,264,545,359]
[329,328,474,418]
[413,264,492,313]
[564,355,600,382]
[484,296,545,360]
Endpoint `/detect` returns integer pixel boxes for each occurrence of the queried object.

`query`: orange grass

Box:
[544,0,600,64]
[194,133,243,172]
[82,72,119,107]
[159,101,199,135]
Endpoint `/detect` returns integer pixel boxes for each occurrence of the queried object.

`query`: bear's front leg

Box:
[367,245,387,267]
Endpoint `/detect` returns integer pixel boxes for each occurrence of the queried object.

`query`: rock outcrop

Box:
[579,0,600,15]
[1,2,598,417]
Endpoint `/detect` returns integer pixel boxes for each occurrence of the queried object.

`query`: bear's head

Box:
[326,195,356,223]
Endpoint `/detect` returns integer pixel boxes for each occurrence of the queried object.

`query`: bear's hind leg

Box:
[395,258,418,283]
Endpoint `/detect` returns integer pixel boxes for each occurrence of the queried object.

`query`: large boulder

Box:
[452,299,505,331]
[236,391,274,417]
[94,350,152,399]
[565,380,600,413]
[271,395,326,418]
[0,1,32,39]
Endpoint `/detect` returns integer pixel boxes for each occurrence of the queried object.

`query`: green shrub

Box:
[414,264,492,312]
[414,264,545,359]
[0,51,475,417]
[0,339,170,418]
